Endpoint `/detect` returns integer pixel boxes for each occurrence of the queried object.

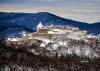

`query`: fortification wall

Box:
[32,33,62,39]
[81,31,87,36]
[73,28,79,32]
[38,29,52,33]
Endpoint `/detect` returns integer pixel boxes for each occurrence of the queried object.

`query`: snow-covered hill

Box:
[0,26,34,38]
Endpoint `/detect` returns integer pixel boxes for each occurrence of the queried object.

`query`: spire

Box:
[37,22,43,27]
[51,24,53,27]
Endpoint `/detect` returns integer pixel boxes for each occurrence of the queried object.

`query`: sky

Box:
[0,0,100,23]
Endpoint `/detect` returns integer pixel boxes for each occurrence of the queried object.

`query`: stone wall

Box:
[81,31,87,36]
[38,29,52,33]
[32,33,61,39]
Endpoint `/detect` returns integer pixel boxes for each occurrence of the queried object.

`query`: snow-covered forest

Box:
[0,38,100,71]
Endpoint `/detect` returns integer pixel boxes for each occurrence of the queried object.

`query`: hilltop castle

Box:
[6,22,99,58]
[6,22,97,42]
[28,22,97,41]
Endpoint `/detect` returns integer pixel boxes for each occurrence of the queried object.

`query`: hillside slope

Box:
[0,38,100,71]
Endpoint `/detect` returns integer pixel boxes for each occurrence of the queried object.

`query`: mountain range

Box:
[0,12,100,40]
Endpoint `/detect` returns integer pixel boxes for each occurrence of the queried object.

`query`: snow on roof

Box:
[48,29,71,34]
[87,35,96,38]
[51,24,53,27]
[8,38,11,40]
[82,31,87,32]
[11,38,19,41]
[51,29,61,31]
[8,38,18,41]
[37,22,43,27]
[47,31,54,34]
[22,31,27,36]
[23,33,26,36]
[40,43,46,47]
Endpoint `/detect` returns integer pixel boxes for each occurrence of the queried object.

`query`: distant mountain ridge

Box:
[0,26,34,38]
[0,12,100,39]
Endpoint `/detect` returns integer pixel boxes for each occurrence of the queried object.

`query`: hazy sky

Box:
[0,0,100,23]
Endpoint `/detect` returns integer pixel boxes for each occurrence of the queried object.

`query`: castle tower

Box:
[22,31,28,39]
[37,22,43,32]
[51,24,54,29]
